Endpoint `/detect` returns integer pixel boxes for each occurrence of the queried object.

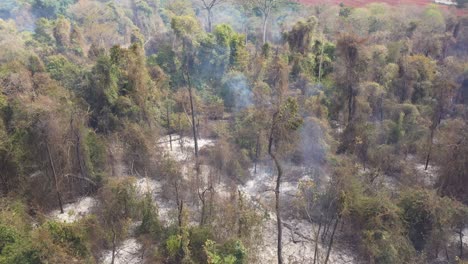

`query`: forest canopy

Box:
[0,0,467,263]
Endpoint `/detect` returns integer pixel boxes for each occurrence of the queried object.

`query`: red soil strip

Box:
[297,0,467,15]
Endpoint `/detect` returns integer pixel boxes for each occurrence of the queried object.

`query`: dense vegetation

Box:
[0,0,467,263]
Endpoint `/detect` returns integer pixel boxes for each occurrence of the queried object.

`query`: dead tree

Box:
[46,141,64,214]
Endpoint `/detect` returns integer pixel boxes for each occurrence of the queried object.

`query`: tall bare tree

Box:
[266,55,303,264]
[199,0,226,32]
[238,0,283,44]
[171,15,203,158]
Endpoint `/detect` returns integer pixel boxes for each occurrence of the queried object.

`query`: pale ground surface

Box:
[100,238,143,264]
[48,137,452,264]
[46,135,361,263]
[49,196,98,224]
[241,165,357,264]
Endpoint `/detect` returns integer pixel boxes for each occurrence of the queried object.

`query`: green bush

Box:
[46,221,89,257]
[0,225,41,264]
[138,193,161,237]
[84,130,106,182]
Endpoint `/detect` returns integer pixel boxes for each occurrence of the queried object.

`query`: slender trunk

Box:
[244,23,248,45]
[183,40,198,158]
[197,117,201,140]
[347,84,354,125]
[425,129,434,170]
[46,142,64,214]
[254,134,260,174]
[318,35,325,83]
[272,152,283,264]
[324,215,340,264]
[262,14,268,45]
[268,112,283,264]
[188,86,198,158]
[74,123,90,193]
[459,228,464,258]
[0,155,10,194]
[321,215,333,242]
[0,173,8,195]
[167,103,172,151]
[111,227,116,264]
[207,8,213,32]
[425,110,441,170]
[313,215,323,264]
[238,190,244,238]
[175,182,183,229]
[200,198,206,226]
[177,198,185,262]
[445,246,449,261]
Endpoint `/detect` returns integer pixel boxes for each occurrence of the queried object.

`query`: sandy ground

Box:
[48,135,359,263]
[49,197,98,224]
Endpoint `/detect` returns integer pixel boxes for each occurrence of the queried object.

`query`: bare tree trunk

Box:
[262,15,268,45]
[46,142,64,214]
[0,155,10,194]
[238,190,244,238]
[324,215,340,264]
[425,133,433,171]
[318,35,325,83]
[244,23,248,45]
[313,215,323,264]
[271,151,283,264]
[198,186,213,226]
[425,111,440,170]
[268,111,283,264]
[347,84,354,125]
[459,228,464,258]
[73,118,91,193]
[175,182,183,229]
[445,245,449,261]
[167,103,172,151]
[182,40,198,158]
[321,215,334,242]
[188,84,198,158]
[207,8,213,32]
[111,227,117,264]
[254,133,260,174]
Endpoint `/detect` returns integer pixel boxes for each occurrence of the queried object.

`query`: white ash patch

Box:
[255,213,357,264]
[50,197,97,223]
[132,177,175,224]
[414,163,439,187]
[450,228,468,248]
[100,238,143,264]
[135,177,162,197]
[242,164,358,264]
[158,135,215,162]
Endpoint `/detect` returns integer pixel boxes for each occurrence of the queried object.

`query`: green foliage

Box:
[32,0,77,18]
[166,234,181,258]
[188,227,213,263]
[0,225,40,264]
[34,18,55,45]
[204,240,245,264]
[45,55,80,89]
[138,193,161,236]
[171,15,202,41]
[136,0,153,15]
[339,4,352,17]
[46,221,89,257]
[0,201,40,264]
[83,130,106,181]
[340,174,415,263]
